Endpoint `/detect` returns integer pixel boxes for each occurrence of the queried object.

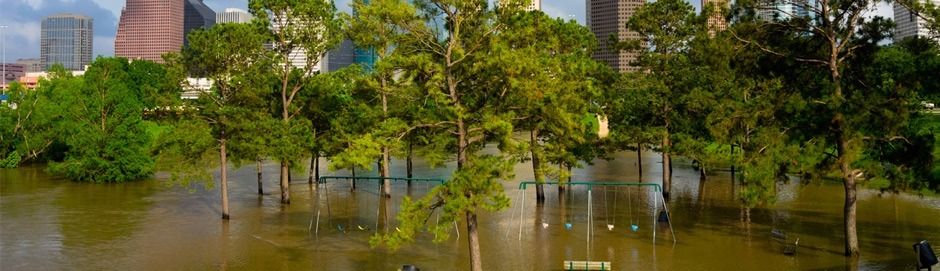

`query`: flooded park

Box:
[2,150,939,270]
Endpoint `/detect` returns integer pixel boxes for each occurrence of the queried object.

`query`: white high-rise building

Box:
[758,0,812,21]
[216,8,253,24]
[894,0,940,42]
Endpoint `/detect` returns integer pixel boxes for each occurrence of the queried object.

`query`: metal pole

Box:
[587,187,592,261]
[661,192,677,244]
[652,188,657,244]
[1,25,7,94]
[518,188,525,241]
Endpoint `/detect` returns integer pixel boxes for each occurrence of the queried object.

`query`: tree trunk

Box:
[662,131,672,199]
[351,166,357,190]
[307,152,320,184]
[256,159,263,195]
[407,139,413,186]
[314,155,320,185]
[637,143,643,179]
[466,211,483,271]
[220,136,230,220]
[381,147,391,197]
[380,86,392,197]
[836,115,860,257]
[558,163,566,192]
[280,161,290,204]
[531,129,545,203]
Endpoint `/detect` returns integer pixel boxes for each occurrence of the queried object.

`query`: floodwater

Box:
[2,150,939,270]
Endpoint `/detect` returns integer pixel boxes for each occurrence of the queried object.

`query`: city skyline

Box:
[1,0,895,61]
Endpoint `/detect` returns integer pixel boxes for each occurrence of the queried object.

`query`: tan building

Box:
[115,0,184,63]
[703,0,728,34]
[497,0,541,11]
[587,0,644,73]
[16,59,43,73]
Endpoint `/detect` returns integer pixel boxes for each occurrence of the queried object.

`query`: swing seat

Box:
[563,260,612,271]
[357,225,370,231]
[565,223,573,230]
[337,225,346,232]
[771,229,800,255]
[606,224,614,231]
[630,224,639,232]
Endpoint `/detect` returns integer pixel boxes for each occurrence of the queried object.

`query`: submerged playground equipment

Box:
[514,181,677,244]
[312,176,455,237]
[514,181,677,270]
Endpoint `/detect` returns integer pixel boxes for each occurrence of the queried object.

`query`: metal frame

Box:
[515,181,677,245]
[313,176,450,237]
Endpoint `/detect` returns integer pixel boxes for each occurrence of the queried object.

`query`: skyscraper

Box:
[216,8,253,24]
[587,0,644,72]
[758,0,812,21]
[115,0,184,63]
[183,0,215,45]
[894,0,940,42]
[41,13,93,71]
[322,39,355,72]
[703,0,728,33]
[353,0,376,71]
[525,0,541,10]
[497,0,541,11]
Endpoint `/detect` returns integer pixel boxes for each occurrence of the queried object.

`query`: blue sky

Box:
[0,0,892,61]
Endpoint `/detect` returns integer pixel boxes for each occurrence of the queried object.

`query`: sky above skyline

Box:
[0,0,892,62]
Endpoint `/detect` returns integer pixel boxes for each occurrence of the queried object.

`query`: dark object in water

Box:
[783,238,799,255]
[657,211,669,223]
[401,264,420,271]
[914,240,938,270]
[771,229,799,256]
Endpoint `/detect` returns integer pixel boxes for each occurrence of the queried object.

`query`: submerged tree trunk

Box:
[351,166,357,190]
[220,136,230,220]
[531,129,545,203]
[280,161,290,204]
[558,163,566,192]
[662,130,672,199]
[308,154,318,184]
[407,139,413,186]
[637,143,643,179]
[256,159,263,195]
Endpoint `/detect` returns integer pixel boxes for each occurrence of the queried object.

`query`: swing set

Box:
[514,181,677,244]
[313,176,451,237]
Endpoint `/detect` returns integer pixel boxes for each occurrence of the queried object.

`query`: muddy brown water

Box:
[2,150,939,270]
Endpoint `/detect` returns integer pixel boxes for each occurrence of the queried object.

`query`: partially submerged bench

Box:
[563,261,612,270]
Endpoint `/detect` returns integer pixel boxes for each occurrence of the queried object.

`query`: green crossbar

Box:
[318,176,446,184]
[518,180,662,192]
[564,261,611,270]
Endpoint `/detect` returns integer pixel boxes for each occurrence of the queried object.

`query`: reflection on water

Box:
[2,150,939,270]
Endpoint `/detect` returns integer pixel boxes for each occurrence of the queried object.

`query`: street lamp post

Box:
[1,25,7,94]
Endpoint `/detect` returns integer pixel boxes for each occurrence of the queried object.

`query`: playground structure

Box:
[313,176,452,237]
[514,181,676,270]
[514,181,676,244]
